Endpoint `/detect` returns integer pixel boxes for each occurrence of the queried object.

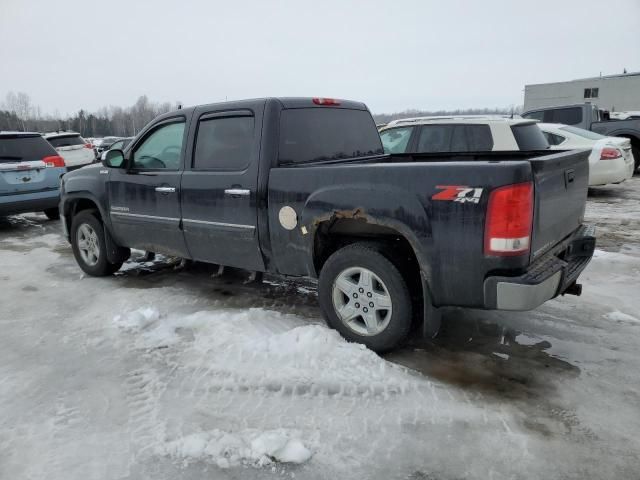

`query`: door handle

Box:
[155,186,176,193]
[224,188,250,197]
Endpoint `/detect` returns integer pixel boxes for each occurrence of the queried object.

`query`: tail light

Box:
[312,97,341,106]
[84,143,93,149]
[600,147,622,160]
[484,182,533,256]
[42,155,66,168]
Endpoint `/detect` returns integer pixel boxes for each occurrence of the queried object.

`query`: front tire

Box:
[44,208,60,220]
[71,210,122,276]
[318,242,412,353]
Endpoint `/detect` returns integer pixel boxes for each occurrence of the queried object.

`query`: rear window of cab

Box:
[278,108,383,164]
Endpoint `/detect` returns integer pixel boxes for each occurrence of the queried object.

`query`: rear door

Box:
[0,135,62,197]
[107,117,189,256]
[180,103,265,270]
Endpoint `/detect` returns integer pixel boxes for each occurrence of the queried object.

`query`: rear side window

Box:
[193,116,254,170]
[542,132,566,146]
[417,125,453,152]
[511,124,549,150]
[47,135,85,148]
[279,108,383,164]
[0,136,57,162]
[417,124,493,152]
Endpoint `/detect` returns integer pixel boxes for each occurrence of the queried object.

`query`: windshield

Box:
[559,125,607,141]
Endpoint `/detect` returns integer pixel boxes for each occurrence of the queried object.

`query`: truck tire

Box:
[318,242,412,353]
[633,146,640,173]
[44,208,60,220]
[71,210,122,276]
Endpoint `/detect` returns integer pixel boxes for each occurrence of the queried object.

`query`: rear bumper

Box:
[483,224,596,311]
[0,190,60,216]
[589,157,634,186]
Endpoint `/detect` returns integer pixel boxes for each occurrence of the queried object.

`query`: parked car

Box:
[522,104,640,171]
[43,131,96,170]
[99,137,134,161]
[379,116,549,154]
[60,97,595,352]
[95,137,121,156]
[537,123,635,186]
[1,132,66,219]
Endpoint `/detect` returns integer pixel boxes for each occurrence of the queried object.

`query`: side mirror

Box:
[103,149,125,168]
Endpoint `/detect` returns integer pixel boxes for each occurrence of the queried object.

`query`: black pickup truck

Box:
[60,97,596,352]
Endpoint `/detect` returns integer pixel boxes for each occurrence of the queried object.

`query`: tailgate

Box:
[529,149,590,260]
[0,161,59,195]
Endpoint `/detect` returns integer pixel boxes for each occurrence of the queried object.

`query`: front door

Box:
[107,118,189,257]
[180,105,265,270]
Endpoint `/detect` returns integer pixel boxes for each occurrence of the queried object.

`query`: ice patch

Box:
[162,428,312,468]
[605,310,639,323]
[515,333,541,346]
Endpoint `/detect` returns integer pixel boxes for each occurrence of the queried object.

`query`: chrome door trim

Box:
[182,218,255,230]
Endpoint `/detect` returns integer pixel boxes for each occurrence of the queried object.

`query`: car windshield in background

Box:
[279,108,384,164]
[559,125,607,141]
[511,124,550,150]
[47,135,85,148]
[0,136,57,162]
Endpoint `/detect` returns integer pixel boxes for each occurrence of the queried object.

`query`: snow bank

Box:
[162,428,311,468]
[112,307,415,395]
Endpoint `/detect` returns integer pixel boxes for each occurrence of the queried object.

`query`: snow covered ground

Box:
[1,177,639,479]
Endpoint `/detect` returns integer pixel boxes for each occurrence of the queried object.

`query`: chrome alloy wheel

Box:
[76,223,100,266]
[331,266,393,336]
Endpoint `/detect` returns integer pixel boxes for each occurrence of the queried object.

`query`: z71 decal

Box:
[432,185,484,204]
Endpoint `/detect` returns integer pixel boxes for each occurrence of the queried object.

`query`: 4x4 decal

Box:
[433,185,483,204]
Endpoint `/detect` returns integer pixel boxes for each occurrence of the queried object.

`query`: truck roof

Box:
[158,97,369,120]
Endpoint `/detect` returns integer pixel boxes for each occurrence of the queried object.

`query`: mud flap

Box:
[421,273,441,338]
[104,227,130,264]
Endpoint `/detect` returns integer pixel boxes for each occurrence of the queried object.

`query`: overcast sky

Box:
[2,0,639,116]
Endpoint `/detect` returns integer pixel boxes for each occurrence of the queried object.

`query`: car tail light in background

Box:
[312,98,341,106]
[84,143,93,149]
[42,155,66,168]
[600,147,622,160]
[484,182,534,256]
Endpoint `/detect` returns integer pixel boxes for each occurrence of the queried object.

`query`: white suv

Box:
[43,132,96,170]
[379,116,549,154]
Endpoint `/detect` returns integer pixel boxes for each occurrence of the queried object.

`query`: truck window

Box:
[546,107,582,126]
[511,124,549,150]
[278,108,383,164]
[132,121,185,170]
[193,116,254,170]
[380,127,413,154]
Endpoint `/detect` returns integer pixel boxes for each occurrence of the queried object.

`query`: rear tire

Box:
[633,146,640,173]
[44,208,60,220]
[71,211,122,276]
[318,242,412,353]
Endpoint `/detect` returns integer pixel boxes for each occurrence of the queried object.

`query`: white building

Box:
[524,71,640,113]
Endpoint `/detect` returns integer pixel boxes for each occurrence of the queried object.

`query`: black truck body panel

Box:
[61,97,594,314]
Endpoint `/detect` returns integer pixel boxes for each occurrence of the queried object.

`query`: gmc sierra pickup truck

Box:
[60,97,596,352]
